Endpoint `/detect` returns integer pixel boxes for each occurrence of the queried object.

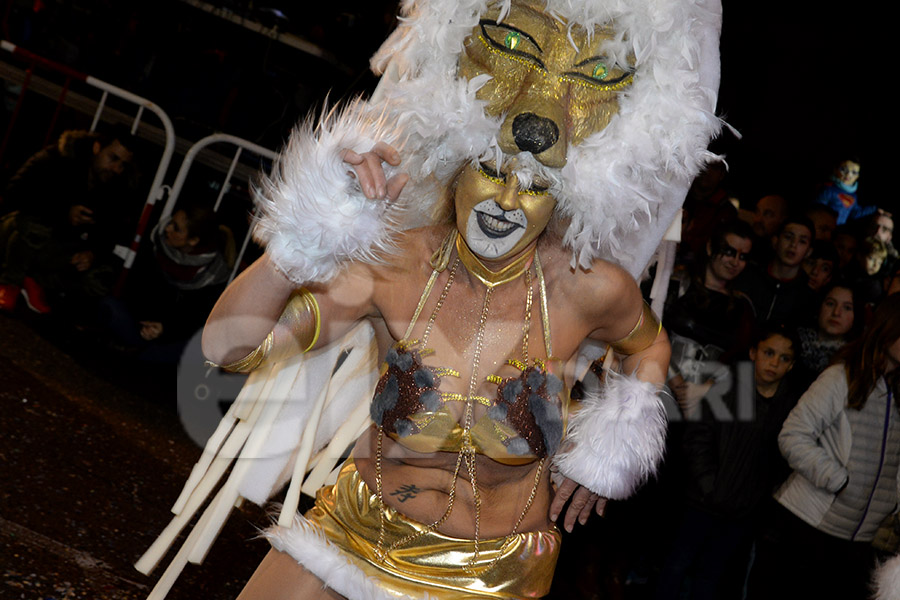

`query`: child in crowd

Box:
[801,240,838,293]
[734,215,816,327]
[654,324,801,600]
[861,236,889,277]
[847,236,889,308]
[794,283,859,387]
[814,157,877,226]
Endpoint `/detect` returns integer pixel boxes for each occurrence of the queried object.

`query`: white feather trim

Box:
[252,100,406,284]
[873,554,900,600]
[265,515,435,600]
[553,370,667,499]
[369,0,723,277]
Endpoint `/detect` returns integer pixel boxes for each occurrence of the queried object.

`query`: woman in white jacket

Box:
[747,294,900,600]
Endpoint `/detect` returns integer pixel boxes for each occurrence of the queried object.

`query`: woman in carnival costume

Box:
[138,0,723,598]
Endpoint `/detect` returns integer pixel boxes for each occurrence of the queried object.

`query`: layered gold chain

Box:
[374,237,548,574]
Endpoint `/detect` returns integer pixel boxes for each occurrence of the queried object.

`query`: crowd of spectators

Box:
[632,154,899,599]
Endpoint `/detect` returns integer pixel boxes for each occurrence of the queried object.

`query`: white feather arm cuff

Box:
[252,100,404,284]
[873,554,900,600]
[554,370,667,500]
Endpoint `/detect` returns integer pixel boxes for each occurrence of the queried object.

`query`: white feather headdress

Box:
[254,0,723,282]
[369,0,723,276]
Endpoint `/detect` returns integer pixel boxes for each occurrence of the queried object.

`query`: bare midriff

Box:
[353,426,554,539]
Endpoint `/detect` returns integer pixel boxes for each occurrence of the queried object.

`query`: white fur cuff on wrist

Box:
[252,100,403,284]
[554,370,667,500]
[873,554,900,600]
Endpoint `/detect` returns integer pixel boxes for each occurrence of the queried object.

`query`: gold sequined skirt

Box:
[300,459,560,599]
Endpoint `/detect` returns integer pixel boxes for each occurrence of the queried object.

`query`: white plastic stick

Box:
[144,479,233,600]
[135,369,277,574]
[278,380,331,527]
[171,365,271,514]
[187,357,304,564]
[301,402,371,496]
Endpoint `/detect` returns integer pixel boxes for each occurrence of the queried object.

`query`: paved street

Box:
[0,313,269,600]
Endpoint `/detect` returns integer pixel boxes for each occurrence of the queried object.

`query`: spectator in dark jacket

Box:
[665,220,756,419]
[734,215,817,327]
[0,128,140,313]
[654,324,801,600]
[96,203,233,363]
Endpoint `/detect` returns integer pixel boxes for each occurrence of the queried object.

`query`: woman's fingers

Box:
[361,151,388,198]
[341,143,404,200]
[386,172,410,202]
[340,149,364,165]
[371,141,402,166]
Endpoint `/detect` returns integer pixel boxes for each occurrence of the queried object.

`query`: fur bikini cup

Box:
[252,0,724,284]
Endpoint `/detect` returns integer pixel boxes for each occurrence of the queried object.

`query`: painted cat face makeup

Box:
[455,162,556,260]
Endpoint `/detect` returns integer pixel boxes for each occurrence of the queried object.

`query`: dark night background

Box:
[0,0,889,213]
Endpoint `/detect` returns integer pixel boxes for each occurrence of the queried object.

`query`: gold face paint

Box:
[454,162,556,261]
[459,0,633,168]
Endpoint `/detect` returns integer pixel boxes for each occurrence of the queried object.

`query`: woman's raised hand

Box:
[341,142,409,201]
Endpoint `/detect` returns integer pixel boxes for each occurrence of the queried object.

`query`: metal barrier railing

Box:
[0,41,279,287]
[1,40,176,287]
[162,133,277,282]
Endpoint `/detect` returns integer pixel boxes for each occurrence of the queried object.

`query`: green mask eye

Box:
[592,62,609,80]
[504,31,521,50]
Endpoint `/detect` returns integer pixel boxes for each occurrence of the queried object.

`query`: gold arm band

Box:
[210,331,275,373]
[210,288,321,373]
[609,302,661,356]
[276,287,321,356]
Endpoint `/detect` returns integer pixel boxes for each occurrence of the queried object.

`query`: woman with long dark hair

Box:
[747,295,900,599]
[793,282,861,387]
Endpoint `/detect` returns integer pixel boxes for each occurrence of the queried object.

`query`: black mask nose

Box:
[512,113,559,155]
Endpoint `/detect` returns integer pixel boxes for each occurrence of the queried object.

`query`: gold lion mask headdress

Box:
[253,0,723,282]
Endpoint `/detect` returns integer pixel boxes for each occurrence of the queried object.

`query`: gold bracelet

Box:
[209,331,275,373]
[208,288,321,373]
[609,302,661,355]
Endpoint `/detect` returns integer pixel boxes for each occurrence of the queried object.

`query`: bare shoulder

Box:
[363,225,452,333]
[376,225,449,273]
[542,247,638,304]
[540,246,643,342]
[362,226,450,291]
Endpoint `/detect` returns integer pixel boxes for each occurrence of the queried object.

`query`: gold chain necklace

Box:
[374,235,548,574]
[375,258,461,561]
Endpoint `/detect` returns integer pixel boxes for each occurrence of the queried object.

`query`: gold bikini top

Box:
[370,232,568,465]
